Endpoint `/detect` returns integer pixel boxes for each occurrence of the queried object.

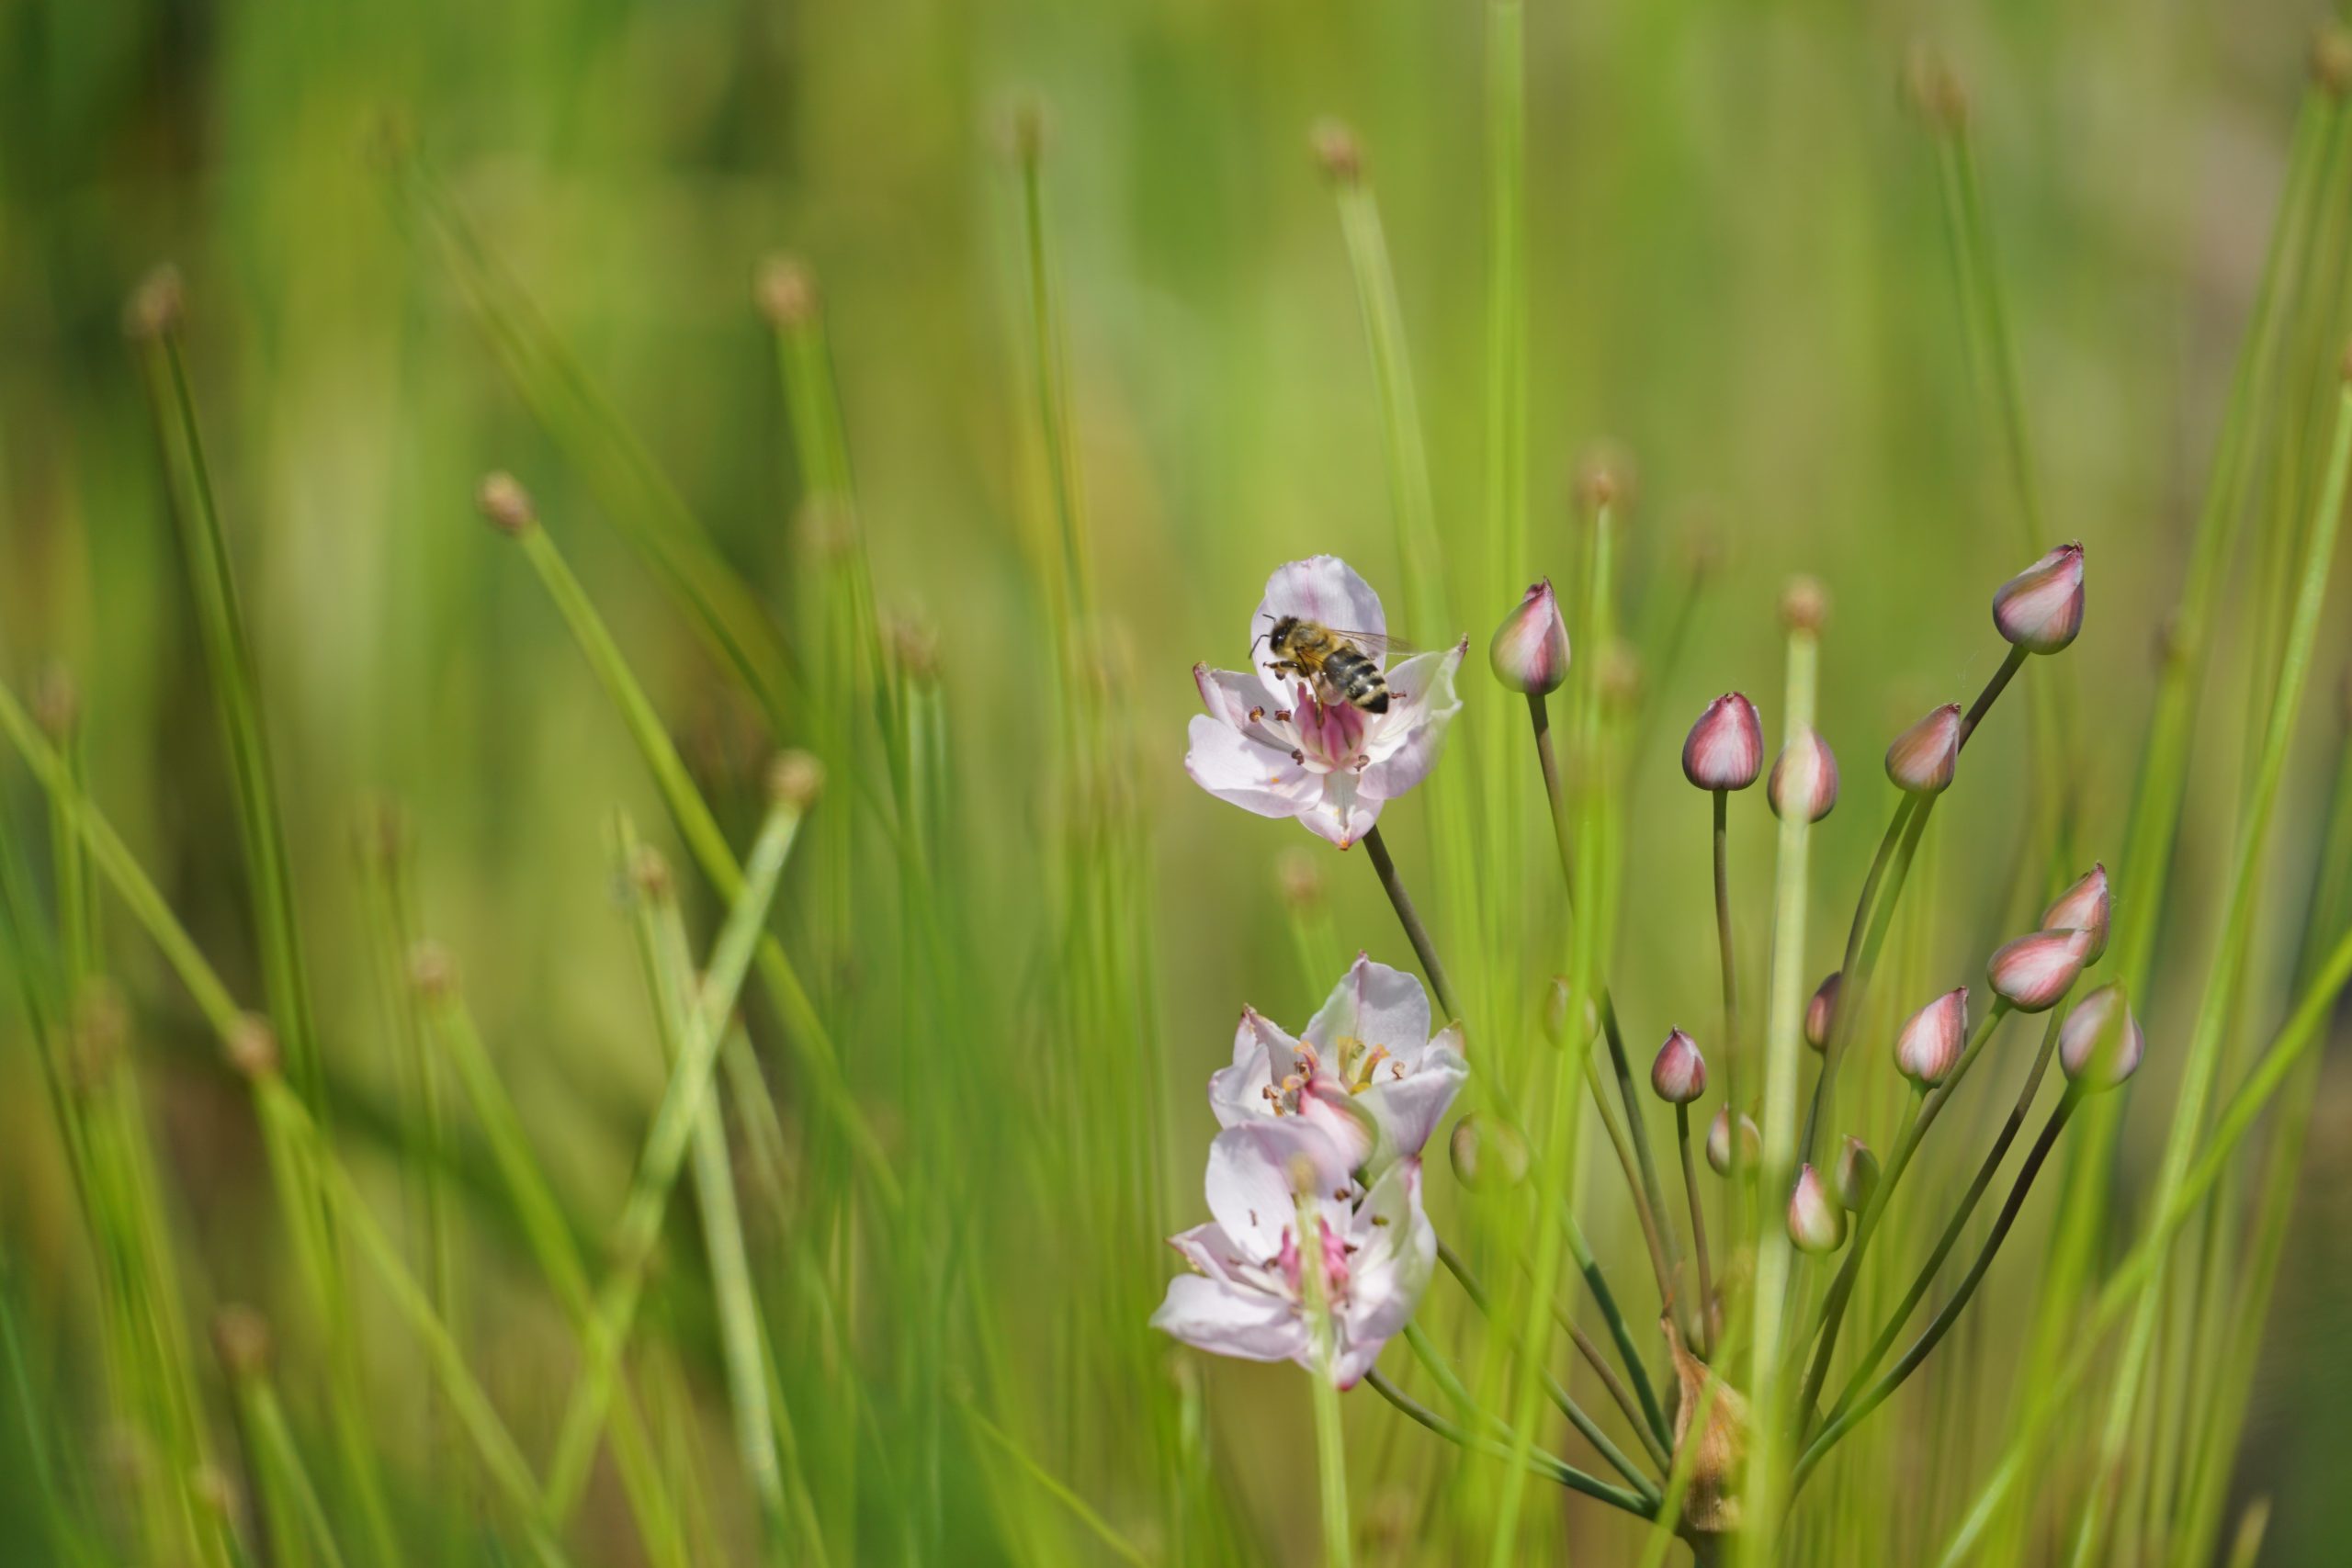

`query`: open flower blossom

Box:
[1992,543,2086,653]
[1187,556,1465,848]
[1682,693,1764,791]
[1209,953,1468,1177]
[1987,926,2096,1012]
[1152,1119,1436,1387]
[1885,703,1962,795]
[2040,863,2111,964]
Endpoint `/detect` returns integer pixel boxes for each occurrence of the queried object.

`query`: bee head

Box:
[1256,614,1297,657]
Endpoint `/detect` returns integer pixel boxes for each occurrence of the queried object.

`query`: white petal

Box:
[1337,1162,1436,1368]
[1297,771,1382,849]
[1208,1008,1299,1128]
[1151,1274,1309,1364]
[1167,1222,1252,1284]
[1204,1120,1349,1259]
[1304,955,1433,1067]
[1358,641,1465,799]
[1251,556,1388,699]
[1195,664,1288,746]
[1185,716,1318,819]
[1356,1050,1467,1164]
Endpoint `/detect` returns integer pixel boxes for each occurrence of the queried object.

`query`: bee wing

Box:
[1322,626,1419,660]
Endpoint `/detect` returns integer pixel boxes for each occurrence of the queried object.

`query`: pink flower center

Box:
[1290,686,1368,773]
[1277,1219,1352,1302]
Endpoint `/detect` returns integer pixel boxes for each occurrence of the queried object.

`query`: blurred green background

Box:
[6,0,2352,1563]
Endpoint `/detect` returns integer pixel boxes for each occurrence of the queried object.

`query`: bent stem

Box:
[1797,1093,2079,1489]
[1363,1369,1655,1517]
[1362,824,1460,1022]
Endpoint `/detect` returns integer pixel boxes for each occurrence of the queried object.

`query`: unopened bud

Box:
[1276,848,1324,911]
[407,941,458,1001]
[476,471,536,536]
[211,1305,272,1380]
[1574,451,1628,514]
[628,845,674,901]
[1904,44,1968,130]
[1987,926,2096,1012]
[1488,579,1570,696]
[1804,972,1842,1054]
[1706,1106,1761,1177]
[1831,1135,1880,1212]
[1894,987,1970,1086]
[1450,1114,1531,1191]
[2059,983,2146,1090]
[1682,693,1764,791]
[1780,576,1828,633]
[1311,120,1362,185]
[1544,976,1598,1047]
[225,1014,280,1079]
[124,265,186,341]
[1650,1029,1707,1104]
[1992,543,2086,655]
[2315,25,2352,97]
[753,254,817,328]
[1769,728,1839,822]
[1788,1165,1849,1254]
[2039,863,2110,965]
[767,750,825,809]
[1885,703,1962,795]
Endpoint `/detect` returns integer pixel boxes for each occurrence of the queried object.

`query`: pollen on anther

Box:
[1249,706,1265,723]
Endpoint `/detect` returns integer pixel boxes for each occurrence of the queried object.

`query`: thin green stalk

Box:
[1741,602,1823,1549]
[1481,0,1527,594]
[235,1370,352,1568]
[416,963,693,1568]
[1296,1191,1353,1568]
[1797,1094,2078,1487]
[497,502,899,1211]
[1364,1368,1652,1517]
[1677,1104,1715,1357]
[956,1397,1156,1568]
[542,795,807,1517]
[633,852,790,1562]
[1556,1216,1673,1453]
[1362,825,1459,1021]
[2072,378,2352,1568]
[1797,1005,2012,1427]
[1822,1009,2063,1425]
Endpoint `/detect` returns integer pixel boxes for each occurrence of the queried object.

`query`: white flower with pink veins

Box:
[1151,1118,1436,1387]
[1208,953,1467,1178]
[1185,556,1465,849]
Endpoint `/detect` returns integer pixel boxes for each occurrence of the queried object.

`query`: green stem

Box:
[1361,825,1459,1021]
[1363,1369,1653,1517]
[1677,1104,1716,1357]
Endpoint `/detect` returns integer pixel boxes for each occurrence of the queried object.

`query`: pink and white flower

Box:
[1151,1119,1437,1387]
[1210,953,1469,1176]
[1186,557,1466,848]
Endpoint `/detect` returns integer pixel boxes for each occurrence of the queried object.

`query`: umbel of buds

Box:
[1707,1107,1761,1176]
[1992,543,2086,654]
[1769,729,1840,822]
[1895,987,1970,1087]
[1488,579,1570,695]
[2041,864,2111,965]
[2060,984,2146,1090]
[1788,1165,1849,1254]
[1987,926,2096,1012]
[1804,972,1842,1053]
[1651,1029,1706,1103]
[1885,703,1962,795]
[1683,693,1764,791]
[1832,1135,1880,1212]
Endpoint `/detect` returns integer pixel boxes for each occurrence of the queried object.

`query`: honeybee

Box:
[1260,616,1396,715]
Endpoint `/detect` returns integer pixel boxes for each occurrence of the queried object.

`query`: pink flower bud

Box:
[1682,693,1764,791]
[1488,579,1571,695]
[1651,1029,1706,1104]
[1831,1136,1879,1212]
[1706,1107,1761,1176]
[1992,542,2086,654]
[1769,729,1840,822]
[1804,972,1842,1054]
[1894,987,1970,1086]
[1884,703,1962,795]
[2059,984,2145,1090]
[1987,926,2096,1013]
[2039,863,2110,965]
[1788,1165,1849,1255]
